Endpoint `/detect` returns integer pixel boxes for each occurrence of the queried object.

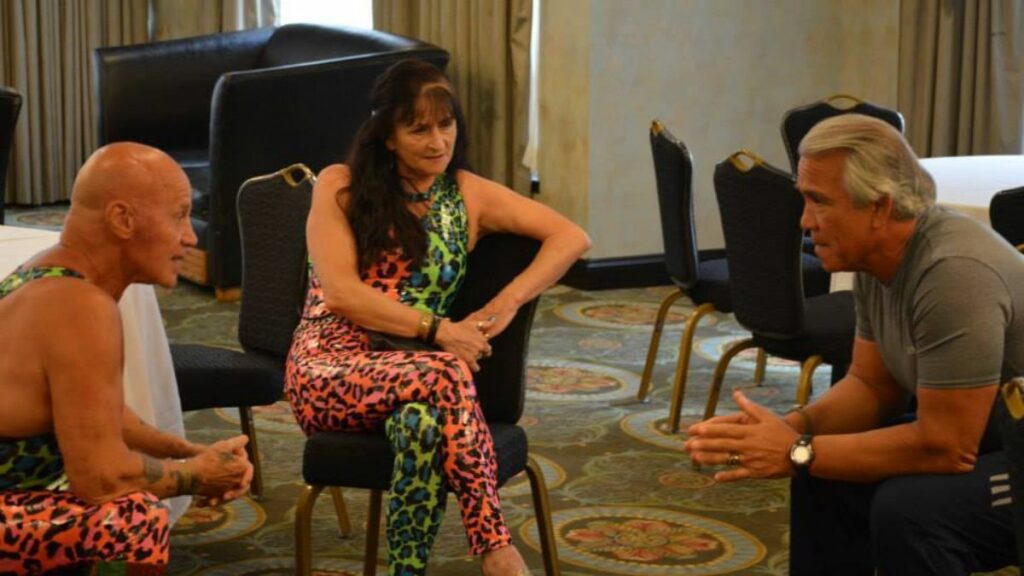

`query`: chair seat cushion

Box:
[171,344,283,411]
[689,258,732,312]
[302,423,528,490]
[167,149,210,221]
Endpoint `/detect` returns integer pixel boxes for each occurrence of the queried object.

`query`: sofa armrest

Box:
[93,27,275,151]
[203,49,448,287]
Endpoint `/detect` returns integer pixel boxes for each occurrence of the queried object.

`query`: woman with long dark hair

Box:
[286,59,589,575]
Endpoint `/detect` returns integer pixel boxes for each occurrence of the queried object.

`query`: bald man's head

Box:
[71,142,187,211]
[63,142,197,288]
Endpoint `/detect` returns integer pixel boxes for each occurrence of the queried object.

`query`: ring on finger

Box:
[476,320,485,331]
[726,453,741,467]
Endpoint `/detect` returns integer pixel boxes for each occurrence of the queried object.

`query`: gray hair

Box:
[799,114,935,220]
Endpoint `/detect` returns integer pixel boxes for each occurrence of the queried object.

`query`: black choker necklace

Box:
[403,179,435,202]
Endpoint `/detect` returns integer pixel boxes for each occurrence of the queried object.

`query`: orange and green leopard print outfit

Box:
[286,173,512,574]
[0,265,170,575]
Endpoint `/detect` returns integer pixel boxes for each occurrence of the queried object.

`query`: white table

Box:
[0,225,190,521]
[830,155,1024,292]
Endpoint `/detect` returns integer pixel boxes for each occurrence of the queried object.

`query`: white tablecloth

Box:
[0,225,190,521]
[830,155,1024,292]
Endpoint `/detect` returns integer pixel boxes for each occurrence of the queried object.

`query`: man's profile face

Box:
[797,151,876,273]
[130,165,197,288]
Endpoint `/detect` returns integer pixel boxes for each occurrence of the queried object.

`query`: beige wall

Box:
[539,0,900,259]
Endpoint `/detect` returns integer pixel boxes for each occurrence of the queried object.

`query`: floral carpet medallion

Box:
[527,358,640,402]
[553,299,718,330]
[521,506,764,575]
[171,496,266,546]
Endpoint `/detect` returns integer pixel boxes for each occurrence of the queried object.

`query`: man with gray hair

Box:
[686,114,1021,574]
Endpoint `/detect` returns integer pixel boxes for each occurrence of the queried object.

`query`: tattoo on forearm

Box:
[142,456,164,484]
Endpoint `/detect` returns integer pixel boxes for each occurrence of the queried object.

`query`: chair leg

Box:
[295,484,324,576]
[753,348,767,385]
[703,338,758,421]
[364,489,384,576]
[238,406,263,499]
[635,289,684,403]
[667,302,716,433]
[798,356,824,406]
[329,487,352,537]
[525,456,561,576]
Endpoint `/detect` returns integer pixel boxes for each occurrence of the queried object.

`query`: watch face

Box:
[792,445,812,465]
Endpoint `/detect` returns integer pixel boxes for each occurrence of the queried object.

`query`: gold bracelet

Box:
[416,312,433,340]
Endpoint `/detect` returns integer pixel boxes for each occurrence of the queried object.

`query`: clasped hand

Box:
[189,435,253,506]
[684,391,799,483]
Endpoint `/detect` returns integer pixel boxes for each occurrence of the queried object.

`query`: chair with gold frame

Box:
[781,94,905,174]
[293,233,561,575]
[705,150,855,419]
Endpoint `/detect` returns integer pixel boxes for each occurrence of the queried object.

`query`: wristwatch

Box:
[789,434,815,474]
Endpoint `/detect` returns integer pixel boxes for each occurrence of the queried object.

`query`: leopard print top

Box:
[0,265,83,492]
[304,172,469,320]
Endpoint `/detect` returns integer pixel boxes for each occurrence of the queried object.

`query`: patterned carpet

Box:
[7,207,1017,575]
[156,279,820,576]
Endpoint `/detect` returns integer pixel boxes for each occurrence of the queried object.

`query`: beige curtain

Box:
[374,0,533,194]
[898,0,1024,157]
[151,0,277,40]
[0,0,148,205]
[0,0,277,206]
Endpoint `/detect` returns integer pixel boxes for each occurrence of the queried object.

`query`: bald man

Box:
[0,143,252,574]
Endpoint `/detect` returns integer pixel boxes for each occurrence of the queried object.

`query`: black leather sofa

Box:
[93,24,448,298]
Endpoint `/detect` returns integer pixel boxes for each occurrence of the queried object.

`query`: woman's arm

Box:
[308,165,493,368]
[460,170,591,336]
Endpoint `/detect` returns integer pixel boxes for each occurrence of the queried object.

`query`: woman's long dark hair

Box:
[342,59,470,272]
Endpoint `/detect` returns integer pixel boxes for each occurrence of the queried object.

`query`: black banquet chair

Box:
[636,120,761,434]
[295,233,560,575]
[990,186,1024,252]
[0,86,23,224]
[170,164,316,499]
[781,93,905,174]
[704,150,855,420]
[94,24,448,298]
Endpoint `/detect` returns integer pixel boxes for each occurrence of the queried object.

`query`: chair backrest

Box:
[649,120,699,288]
[714,151,807,338]
[781,94,905,173]
[236,164,314,360]
[259,23,432,68]
[449,234,541,425]
[0,86,23,224]
[990,186,1024,251]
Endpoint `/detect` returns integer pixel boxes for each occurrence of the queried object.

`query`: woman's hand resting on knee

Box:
[435,318,493,372]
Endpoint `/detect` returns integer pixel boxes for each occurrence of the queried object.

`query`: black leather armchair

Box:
[93,24,448,298]
[0,87,22,224]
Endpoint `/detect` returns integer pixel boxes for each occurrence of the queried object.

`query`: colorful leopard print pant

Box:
[287,341,511,556]
[385,403,447,575]
[0,490,169,574]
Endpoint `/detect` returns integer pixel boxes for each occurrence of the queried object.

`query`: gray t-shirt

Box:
[855,206,1024,394]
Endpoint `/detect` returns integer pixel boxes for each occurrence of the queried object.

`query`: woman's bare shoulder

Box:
[318,164,351,187]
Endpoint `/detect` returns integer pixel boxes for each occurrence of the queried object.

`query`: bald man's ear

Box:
[106,200,135,239]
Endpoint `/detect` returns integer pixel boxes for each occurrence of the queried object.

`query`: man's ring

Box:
[726,453,741,467]
[476,320,485,331]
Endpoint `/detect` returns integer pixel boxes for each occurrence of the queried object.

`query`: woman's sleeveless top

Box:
[301,172,470,322]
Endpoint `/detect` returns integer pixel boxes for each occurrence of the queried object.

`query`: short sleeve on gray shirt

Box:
[854,208,1023,393]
